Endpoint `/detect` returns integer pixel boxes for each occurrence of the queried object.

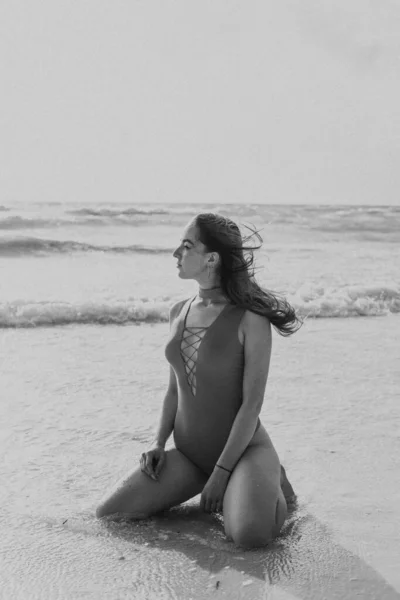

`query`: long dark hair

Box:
[194,213,301,336]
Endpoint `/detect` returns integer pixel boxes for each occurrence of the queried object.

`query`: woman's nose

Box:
[173,248,180,259]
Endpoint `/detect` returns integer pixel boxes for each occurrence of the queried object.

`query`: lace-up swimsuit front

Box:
[164,296,260,475]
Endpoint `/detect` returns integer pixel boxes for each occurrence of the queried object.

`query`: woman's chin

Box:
[177,270,191,280]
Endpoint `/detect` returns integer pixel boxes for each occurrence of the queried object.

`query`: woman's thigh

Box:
[223,444,287,548]
[96,448,208,519]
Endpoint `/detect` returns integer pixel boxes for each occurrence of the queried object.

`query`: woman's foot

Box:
[280,465,296,504]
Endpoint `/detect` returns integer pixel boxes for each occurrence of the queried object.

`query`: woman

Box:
[96,213,300,548]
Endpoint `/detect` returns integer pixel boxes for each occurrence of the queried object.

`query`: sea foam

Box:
[1,284,398,328]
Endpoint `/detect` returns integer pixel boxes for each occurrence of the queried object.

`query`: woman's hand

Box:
[200,468,231,513]
[140,446,166,481]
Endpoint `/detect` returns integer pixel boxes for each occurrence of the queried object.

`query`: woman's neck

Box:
[197,285,226,305]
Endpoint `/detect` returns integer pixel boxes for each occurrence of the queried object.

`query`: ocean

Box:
[0,202,399,326]
[1,202,399,599]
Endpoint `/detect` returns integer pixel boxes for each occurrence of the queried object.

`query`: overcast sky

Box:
[1,1,400,206]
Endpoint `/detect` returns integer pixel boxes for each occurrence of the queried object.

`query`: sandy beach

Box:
[1,313,399,599]
[2,0,400,593]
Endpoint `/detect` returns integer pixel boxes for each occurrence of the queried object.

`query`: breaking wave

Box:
[66,207,168,217]
[1,284,398,328]
[290,283,400,319]
[0,215,156,230]
[0,216,112,229]
[0,237,173,256]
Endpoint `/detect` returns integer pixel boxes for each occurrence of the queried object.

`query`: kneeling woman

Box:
[96,212,300,548]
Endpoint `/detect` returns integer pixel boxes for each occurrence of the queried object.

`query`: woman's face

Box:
[172,223,208,280]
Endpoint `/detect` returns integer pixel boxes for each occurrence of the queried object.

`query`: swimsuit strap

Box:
[182,296,196,330]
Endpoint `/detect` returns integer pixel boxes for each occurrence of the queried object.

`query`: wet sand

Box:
[0,315,399,599]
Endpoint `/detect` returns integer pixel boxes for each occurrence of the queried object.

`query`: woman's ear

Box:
[209,253,220,267]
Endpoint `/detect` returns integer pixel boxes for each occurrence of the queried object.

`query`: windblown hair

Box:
[194,213,301,336]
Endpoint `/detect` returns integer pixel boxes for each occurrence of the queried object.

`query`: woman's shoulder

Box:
[232,305,269,343]
[169,297,191,322]
[240,308,272,330]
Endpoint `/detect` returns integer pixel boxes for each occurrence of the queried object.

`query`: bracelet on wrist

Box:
[216,463,232,474]
[153,441,165,449]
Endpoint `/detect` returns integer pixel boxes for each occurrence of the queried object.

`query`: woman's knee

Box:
[96,502,119,519]
[227,514,278,548]
[229,525,274,549]
[95,449,206,520]
[95,494,150,520]
[95,496,121,519]
[95,506,148,520]
[95,502,107,519]
[95,479,151,520]
[95,498,121,519]
[225,494,287,549]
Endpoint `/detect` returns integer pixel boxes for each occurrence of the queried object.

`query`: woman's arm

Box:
[214,310,272,471]
[152,302,181,448]
[152,366,178,448]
